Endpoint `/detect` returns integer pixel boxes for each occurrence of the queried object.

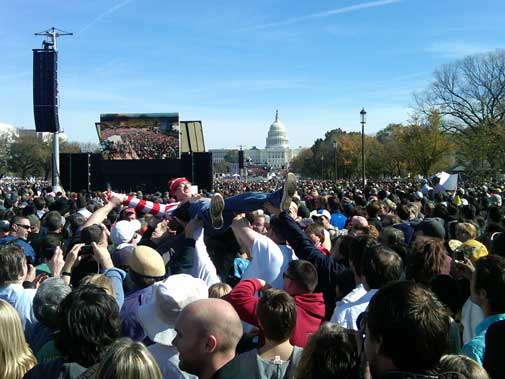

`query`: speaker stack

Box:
[33,49,60,133]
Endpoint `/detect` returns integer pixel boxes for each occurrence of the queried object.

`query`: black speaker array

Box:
[60,153,213,193]
[59,153,90,192]
[192,152,213,192]
[180,152,213,193]
[238,150,244,169]
[33,49,60,133]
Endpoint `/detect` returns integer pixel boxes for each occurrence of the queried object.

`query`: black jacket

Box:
[278,211,346,318]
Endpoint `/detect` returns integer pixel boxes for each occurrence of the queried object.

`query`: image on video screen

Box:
[97,113,180,160]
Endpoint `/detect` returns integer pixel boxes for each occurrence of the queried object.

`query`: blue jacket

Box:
[330,212,347,230]
[461,313,505,365]
[0,236,36,263]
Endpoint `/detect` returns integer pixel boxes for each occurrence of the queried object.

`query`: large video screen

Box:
[97,113,180,160]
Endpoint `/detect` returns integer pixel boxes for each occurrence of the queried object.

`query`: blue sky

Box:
[1,0,505,149]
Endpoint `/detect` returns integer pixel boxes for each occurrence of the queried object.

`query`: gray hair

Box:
[33,277,71,328]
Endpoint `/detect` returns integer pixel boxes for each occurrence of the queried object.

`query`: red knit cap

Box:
[168,177,191,197]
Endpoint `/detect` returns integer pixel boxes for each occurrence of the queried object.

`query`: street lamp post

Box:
[360,108,367,186]
[332,141,338,181]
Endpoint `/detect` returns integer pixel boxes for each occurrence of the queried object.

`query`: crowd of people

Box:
[1,172,505,378]
[101,128,179,160]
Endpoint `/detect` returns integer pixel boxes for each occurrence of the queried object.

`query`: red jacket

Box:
[226,278,325,347]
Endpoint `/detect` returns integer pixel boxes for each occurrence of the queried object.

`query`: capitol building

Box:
[210,111,302,170]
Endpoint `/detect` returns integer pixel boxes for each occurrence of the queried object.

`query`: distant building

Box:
[0,123,65,143]
[210,148,232,164]
[209,111,303,169]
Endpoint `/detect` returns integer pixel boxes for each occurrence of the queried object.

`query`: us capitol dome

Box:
[244,110,297,169]
[266,110,289,149]
[210,110,302,170]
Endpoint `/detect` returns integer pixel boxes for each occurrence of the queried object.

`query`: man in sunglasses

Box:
[0,216,36,264]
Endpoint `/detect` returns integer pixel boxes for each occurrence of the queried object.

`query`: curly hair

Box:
[295,323,359,379]
[55,284,121,367]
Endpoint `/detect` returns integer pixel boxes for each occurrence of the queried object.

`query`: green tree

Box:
[0,134,10,176]
[416,49,505,176]
[400,112,455,177]
[375,123,408,177]
[7,134,48,178]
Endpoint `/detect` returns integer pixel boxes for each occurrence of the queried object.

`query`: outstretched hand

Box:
[66,243,84,267]
[91,242,114,270]
[102,191,127,206]
[451,257,475,281]
[47,246,65,277]
[25,263,36,283]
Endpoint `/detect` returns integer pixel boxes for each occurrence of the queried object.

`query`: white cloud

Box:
[237,0,402,31]
[79,0,134,34]
[426,41,499,58]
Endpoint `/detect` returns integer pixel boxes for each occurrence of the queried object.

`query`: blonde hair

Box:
[439,354,490,379]
[368,225,379,240]
[81,274,116,298]
[208,282,232,299]
[455,223,477,240]
[0,299,37,379]
[96,338,162,379]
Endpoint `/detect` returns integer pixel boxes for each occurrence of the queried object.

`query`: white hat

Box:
[137,274,208,345]
[110,220,141,246]
[312,209,331,220]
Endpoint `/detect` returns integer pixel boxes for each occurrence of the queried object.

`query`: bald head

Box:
[183,298,243,353]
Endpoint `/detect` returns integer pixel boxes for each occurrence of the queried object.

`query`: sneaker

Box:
[280,173,297,212]
[210,193,225,229]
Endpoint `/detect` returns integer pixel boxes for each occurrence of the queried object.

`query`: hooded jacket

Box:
[227,278,325,347]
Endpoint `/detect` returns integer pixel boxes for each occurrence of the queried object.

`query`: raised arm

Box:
[83,199,117,228]
[278,210,346,308]
[277,211,331,265]
[166,217,200,276]
[226,278,264,326]
[231,214,260,254]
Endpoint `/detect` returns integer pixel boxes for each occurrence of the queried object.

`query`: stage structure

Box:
[60,116,213,193]
[33,27,72,192]
[180,121,205,153]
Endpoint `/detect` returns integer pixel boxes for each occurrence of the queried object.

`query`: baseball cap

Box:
[111,220,141,246]
[312,209,331,220]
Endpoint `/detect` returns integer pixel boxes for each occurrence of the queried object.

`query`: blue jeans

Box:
[189,190,283,233]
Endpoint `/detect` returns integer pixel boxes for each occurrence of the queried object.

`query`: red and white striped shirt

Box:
[122,196,180,220]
